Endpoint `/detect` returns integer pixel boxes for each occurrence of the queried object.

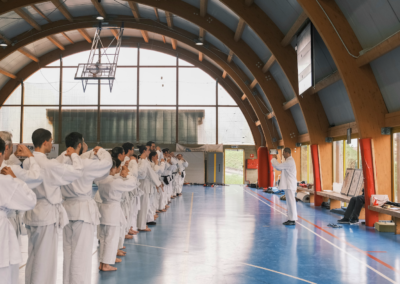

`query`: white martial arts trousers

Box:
[0,264,19,284]
[99,225,119,265]
[25,224,59,284]
[284,189,298,221]
[63,221,95,284]
[129,197,140,231]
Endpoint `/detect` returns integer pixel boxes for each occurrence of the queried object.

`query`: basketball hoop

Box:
[75,22,124,92]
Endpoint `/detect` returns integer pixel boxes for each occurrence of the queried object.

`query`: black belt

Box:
[162,176,170,185]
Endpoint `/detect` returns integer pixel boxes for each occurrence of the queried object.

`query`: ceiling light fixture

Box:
[96,16,104,20]
[0,43,7,47]
[195,38,204,45]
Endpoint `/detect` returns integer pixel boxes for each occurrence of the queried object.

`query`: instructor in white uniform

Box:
[271,148,297,225]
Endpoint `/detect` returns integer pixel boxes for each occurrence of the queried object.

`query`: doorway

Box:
[224,149,244,184]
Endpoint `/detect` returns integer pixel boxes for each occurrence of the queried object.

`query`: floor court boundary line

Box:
[247,188,400,274]
[185,192,194,253]
[244,189,397,284]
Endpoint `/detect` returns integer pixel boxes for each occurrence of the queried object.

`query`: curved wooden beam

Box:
[129,0,297,148]
[221,0,330,145]
[297,1,390,196]
[0,37,262,148]
[0,16,275,147]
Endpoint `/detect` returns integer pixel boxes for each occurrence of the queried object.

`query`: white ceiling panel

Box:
[241,25,272,63]
[255,84,272,112]
[0,11,35,40]
[173,16,200,38]
[102,0,133,16]
[0,51,32,75]
[318,80,355,126]
[63,0,98,18]
[34,2,66,22]
[0,74,10,91]
[232,56,254,82]
[137,4,159,21]
[207,0,240,32]
[24,37,58,58]
[290,104,308,135]
[269,62,295,101]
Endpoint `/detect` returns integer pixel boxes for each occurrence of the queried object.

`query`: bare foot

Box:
[139,227,151,232]
[115,258,122,263]
[101,263,117,271]
[125,234,133,239]
[117,250,126,256]
[122,246,126,249]
[129,229,138,235]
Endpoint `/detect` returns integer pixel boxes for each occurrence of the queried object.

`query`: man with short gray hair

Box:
[271,147,298,225]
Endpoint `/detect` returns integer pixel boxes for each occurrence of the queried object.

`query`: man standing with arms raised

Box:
[271,148,298,226]
[24,129,84,284]
[58,132,112,284]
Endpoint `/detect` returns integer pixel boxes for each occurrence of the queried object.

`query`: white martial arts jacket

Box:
[137,158,162,192]
[97,175,137,226]
[57,148,112,225]
[24,152,83,229]
[177,159,189,174]
[0,175,36,268]
[271,156,297,191]
[156,150,164,162]
[1,156,43,237]
[151,161,165,192]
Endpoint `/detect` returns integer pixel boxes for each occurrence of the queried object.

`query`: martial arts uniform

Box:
[1,155,43,240]
[177,159,189,195]
[150,160,165,213]
[169,157,179,197]
[57,148,112,284]
[97,174,137,265]
[125,158,142,232]
[0,174,37,284]
[137,158,162,230]
[271,156,298,221]
[24,152,83,284]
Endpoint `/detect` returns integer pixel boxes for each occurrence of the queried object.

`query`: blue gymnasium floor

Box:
[18,185,400,284]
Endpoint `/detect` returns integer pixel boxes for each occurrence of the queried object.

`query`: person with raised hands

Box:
[0,138,37,284]
[137,145,163,232]
[56,132,112,284]
[24,128,84,284]
[97,159,137,272]
[176,154,189,196]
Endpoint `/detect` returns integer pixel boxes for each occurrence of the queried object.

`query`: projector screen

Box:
[297,22,314,95]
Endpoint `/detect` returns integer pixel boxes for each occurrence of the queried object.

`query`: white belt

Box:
[64,196,99,225]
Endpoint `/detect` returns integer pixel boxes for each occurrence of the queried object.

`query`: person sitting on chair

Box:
[338,189,364,225]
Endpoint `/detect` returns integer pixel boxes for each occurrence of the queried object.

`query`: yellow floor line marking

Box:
[185,192,194,253]
[240,262,316,284]
[244,190,397,284]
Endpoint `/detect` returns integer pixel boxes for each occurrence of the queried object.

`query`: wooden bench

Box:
[316,190,365,219]
[369,206,400,234]
[297,186,315,202]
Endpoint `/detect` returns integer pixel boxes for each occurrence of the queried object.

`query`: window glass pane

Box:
[178,107,216,144]
[100,107,136,143]
[25,69,60,105]
[394,133,400,203]
[0,107,21,143]
[300,145,308,182]
[178,59,194,66]
[140,49,176,66]
[179,68,216,105]
[333,140,344,183]
[61,107,98,143]
[101,68,137,105]
[139,107,176,144]
[4,85,21,105]
[23,107,59,143]
[218,84,237,106]
[139,68,176,105]
[63,51,91,66]
[116,48,138,66]
[63,68,98,105]
[218,107,253,145]
[345,139,358,169]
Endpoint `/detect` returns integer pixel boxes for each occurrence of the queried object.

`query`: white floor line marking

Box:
[240,262,316,284]
[244,190,397,284]
[185,192,194,253]
[125,243,170,250]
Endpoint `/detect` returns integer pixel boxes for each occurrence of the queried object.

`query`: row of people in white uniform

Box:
[0,129,188,284]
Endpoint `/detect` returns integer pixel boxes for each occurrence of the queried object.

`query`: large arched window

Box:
[1,48,254,146]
